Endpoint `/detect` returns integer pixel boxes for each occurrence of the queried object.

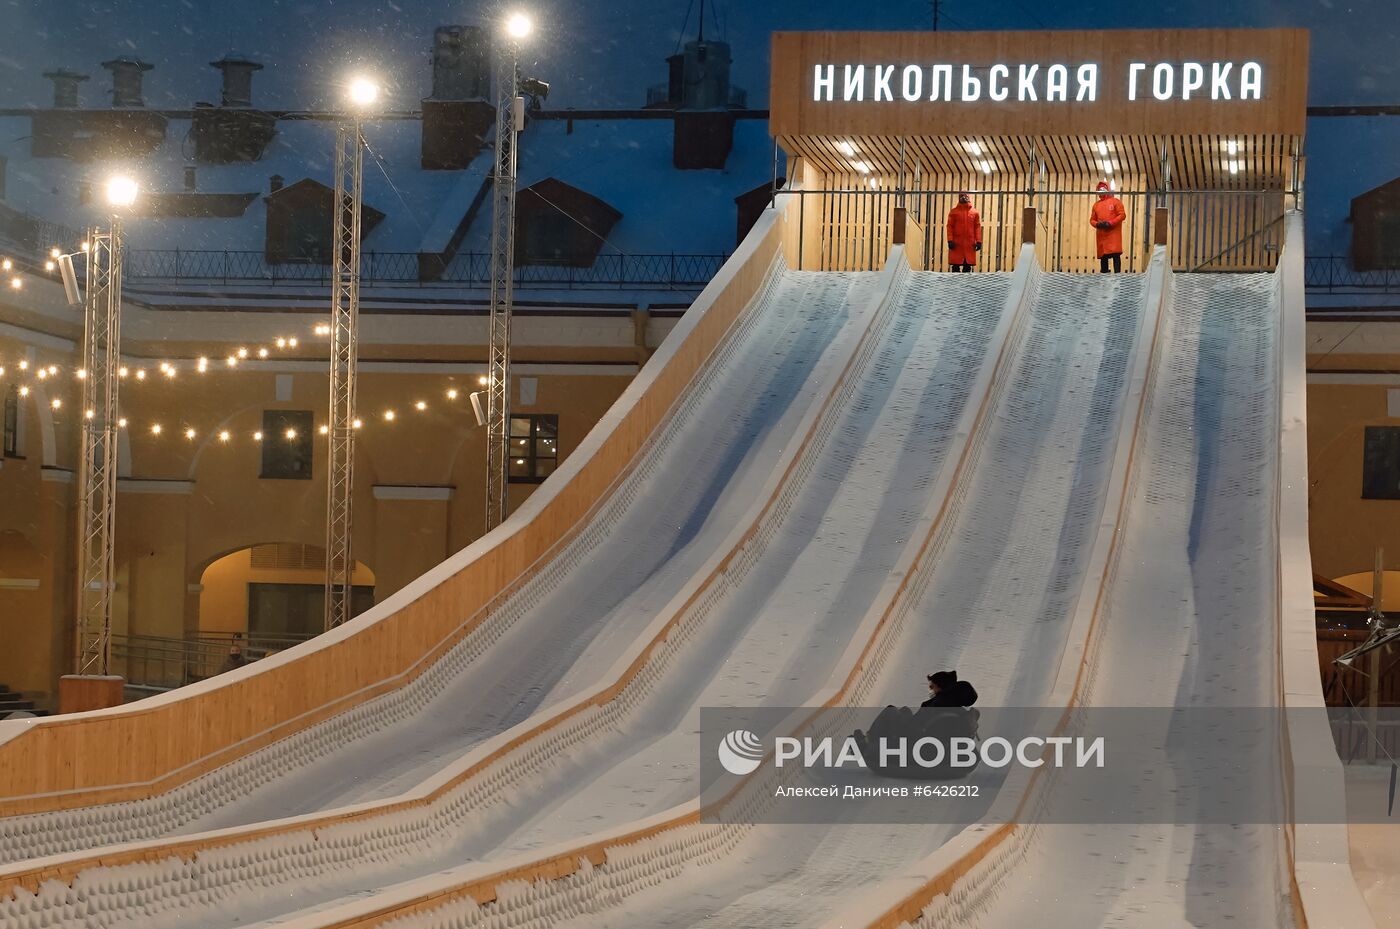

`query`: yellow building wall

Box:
[1306,381,1400,581]
[0,312,634,705]
[197,548,376,635]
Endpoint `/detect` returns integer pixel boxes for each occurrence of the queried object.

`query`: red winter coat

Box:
[1090,196,1127,257]
[946,203,982,266]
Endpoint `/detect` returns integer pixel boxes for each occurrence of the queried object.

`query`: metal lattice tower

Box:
[74,222,122,675]
[485,39,522,532]
[324,117,365,630]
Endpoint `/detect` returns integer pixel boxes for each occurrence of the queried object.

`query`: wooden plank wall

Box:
[770,30,1310,140]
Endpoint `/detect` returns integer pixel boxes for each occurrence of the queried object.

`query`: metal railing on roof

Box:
[121,249,729,290]
[1304,256,1400,294]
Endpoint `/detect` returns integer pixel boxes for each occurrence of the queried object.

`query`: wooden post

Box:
[58,674,125,713]
[892,207,907,246]
[1153,207,1169,247]
[1021,206,1036,245]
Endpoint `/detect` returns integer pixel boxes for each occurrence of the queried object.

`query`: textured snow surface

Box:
[902,271,1291,929]
[929,272,1292,929]
[521,269,1149,929]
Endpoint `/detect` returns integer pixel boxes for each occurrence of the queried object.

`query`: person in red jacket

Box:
[1090,180,1127,273]
[946,192,983,272]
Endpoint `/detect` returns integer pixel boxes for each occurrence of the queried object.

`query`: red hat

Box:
[1096,181,1111,192]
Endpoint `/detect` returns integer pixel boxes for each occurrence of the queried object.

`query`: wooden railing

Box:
[0,191,798,819]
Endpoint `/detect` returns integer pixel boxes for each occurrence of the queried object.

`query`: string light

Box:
[415,401,427,411]
[9,278,21,290]
[275,338,287,349]
[253,430,263,441]
[287,337,298,348]
[257,348,269,359]
[477,375,488,385]
[446,389,458,400]
[135,368,147,380]
[18,386,28,397]
[76,368,87,380]
[197,357,209,372]
[236,347,248,359]
[44,261,55,272]
[384,410,396,421]
[150,423,162,435]
[85,409,94,419]
[284,427,297,440]
[184,427,196,440]
[319,424,329,435]
[1,259,11,270]
[50,398,61,410]
[218,430,230,442]
[118,366,129,378]
[117,417,127,428]
[17,361,27,371]
[352,418,362,429]
[49,248,60,259]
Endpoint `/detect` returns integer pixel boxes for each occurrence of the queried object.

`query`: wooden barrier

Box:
[0,193,799,818]
[56,676,124,714]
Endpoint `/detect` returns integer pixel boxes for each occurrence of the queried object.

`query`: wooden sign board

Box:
[771,29,1309,140]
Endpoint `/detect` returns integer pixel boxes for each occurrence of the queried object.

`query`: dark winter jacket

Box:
[920,680,978,708]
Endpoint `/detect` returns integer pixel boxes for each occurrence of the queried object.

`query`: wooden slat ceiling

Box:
[780,133,1300,191]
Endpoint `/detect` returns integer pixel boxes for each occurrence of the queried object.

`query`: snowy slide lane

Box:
[454,268,1013,862]
[0,264,873,861]
[926,272,1295,929]
[559,268,1151,929]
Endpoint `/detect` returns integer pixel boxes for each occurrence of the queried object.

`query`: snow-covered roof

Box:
[0,109,771,265]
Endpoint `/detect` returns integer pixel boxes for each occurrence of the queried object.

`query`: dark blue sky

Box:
[1,0,1397,252]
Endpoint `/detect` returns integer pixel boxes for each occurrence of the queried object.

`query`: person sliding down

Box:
[946,192,983,273]
[921,669,978,708]
[1090,180,1127,273]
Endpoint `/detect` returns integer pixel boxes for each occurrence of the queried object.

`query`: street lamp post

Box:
[485,12,532,532]
[74,175,137,679]
[324,76,375,630]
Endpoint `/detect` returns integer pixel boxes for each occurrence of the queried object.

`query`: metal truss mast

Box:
[74,222,122,674]
[325,116,364,629]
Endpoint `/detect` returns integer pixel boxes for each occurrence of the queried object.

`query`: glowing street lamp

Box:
[505,12,533,38]
[105,175,138,208]
[347,76,379,108]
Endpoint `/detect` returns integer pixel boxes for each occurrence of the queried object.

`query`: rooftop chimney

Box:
[210,54,263,107]
[430,25,490,100]
[42,68,89,108]
[101,56,153,107]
